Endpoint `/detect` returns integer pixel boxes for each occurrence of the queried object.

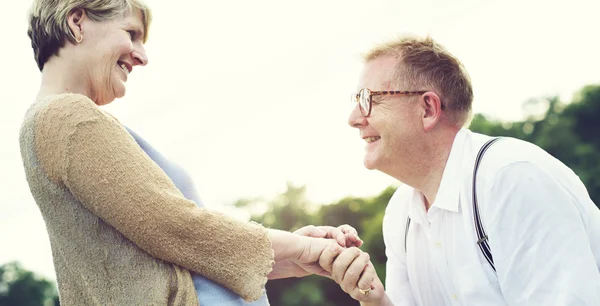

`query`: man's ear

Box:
[67,8,86,41]
[420,92,443,132]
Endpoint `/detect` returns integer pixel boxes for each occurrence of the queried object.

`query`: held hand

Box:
[268,231,342,279]
[320,247,387,304]
[289,236,341,277]
[267,224,363,280]
[294,224,363,248]
[283,224,362,278]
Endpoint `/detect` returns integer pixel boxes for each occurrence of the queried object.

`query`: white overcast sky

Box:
[1,0,599,281]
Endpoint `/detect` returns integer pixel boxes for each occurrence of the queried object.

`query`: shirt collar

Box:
[430,128,468,213]
[407,187,429,227]
[407,128,469,224]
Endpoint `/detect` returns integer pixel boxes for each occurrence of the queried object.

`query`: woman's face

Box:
[76,9,148,105]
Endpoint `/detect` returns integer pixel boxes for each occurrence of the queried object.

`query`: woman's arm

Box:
[35,95,288,301]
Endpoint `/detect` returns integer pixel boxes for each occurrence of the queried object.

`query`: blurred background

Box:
[1,0,599,305]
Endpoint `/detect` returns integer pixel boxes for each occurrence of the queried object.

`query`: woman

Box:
[20,0,364,305]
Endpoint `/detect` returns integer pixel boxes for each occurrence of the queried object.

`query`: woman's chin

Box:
[95,90,122,106]
[116,89,126,99]
[111,86,127,101]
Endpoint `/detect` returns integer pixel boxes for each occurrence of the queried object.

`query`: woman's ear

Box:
[67,8,86,41]
[421,92,443,132]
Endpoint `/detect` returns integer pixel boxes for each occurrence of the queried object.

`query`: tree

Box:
[470,85,600,206]
[0,262,59,306]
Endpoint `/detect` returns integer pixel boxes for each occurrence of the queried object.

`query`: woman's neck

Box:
[37,55,90,100]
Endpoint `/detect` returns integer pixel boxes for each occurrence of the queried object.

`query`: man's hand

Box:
[319,247,389,305]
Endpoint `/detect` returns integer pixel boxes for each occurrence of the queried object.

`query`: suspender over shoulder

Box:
[404,137,501,273]
[473,137,501,271]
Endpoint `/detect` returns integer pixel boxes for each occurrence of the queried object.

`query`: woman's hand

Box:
[267,224,362,279]
[319,247,391,306]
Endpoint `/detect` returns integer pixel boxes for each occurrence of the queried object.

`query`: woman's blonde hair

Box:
[27,0,152,71]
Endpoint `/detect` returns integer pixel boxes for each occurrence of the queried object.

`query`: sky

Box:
[1,0,599,281]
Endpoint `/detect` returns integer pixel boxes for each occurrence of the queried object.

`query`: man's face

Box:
[348,56,423,174]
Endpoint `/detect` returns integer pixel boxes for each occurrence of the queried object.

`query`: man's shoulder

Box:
[468,133,583,202]
[468,132,559,177]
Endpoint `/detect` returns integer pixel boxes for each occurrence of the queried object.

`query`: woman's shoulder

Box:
[20,93,121,182]
[23,93,119,135]
[22,93,119,145]
[36,93,103,121]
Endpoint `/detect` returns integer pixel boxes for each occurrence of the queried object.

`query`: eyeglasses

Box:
[351,88,428,117]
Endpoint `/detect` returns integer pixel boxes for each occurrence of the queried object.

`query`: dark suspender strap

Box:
[473,137,501,272]
[405,216,411,253]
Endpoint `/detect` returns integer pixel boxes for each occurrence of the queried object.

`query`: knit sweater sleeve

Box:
[35,94,273,302]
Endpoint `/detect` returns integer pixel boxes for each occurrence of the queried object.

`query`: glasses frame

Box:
[352,88,429,117]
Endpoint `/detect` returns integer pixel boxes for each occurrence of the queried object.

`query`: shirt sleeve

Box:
[36,95,273,302]
[483,161,600,305]
[383,190,417,305]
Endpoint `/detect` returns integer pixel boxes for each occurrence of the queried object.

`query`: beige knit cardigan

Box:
[19,93,274,305]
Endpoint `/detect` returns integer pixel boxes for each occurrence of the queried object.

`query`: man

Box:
[319,36,600,305]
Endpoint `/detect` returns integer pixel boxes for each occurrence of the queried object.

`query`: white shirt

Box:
[383,129,600,306]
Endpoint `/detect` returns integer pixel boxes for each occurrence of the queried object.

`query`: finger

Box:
[357,262,376,294]
[316,226,346,247]
[338,224,362,247]
[331,247,362,284]
[319,243,343,273]
[351,262,377,302]
[341,251,370,293]
[295,225,326,238]
[345,232,363,248]
[338,224,358,236]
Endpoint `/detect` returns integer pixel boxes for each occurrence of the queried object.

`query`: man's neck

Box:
[401,127,459,211]
[419,147,451,210]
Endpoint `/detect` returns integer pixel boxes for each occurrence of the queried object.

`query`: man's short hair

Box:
[364,36,473,127]
[27,0,152,71]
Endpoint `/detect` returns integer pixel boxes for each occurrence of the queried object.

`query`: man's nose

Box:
[348,103,367,128]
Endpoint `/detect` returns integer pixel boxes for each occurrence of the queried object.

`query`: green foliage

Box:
[241,84,600,305]
[0,262,59,306]
[470,85,600,205]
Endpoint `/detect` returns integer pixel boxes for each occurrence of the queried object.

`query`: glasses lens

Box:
[359,88,370,116]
